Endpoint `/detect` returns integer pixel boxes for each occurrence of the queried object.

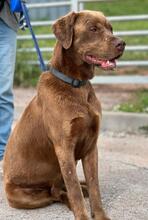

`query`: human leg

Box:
[0,18,17,160]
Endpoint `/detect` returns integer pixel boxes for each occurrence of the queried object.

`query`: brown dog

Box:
[3,10,125,220]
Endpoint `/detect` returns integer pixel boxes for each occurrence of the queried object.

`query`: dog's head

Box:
[53,10,125,70]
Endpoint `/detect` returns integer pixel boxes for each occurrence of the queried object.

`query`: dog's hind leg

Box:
[5,183,56,209]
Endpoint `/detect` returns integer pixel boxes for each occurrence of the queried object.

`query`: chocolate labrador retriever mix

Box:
[3,10,125,220]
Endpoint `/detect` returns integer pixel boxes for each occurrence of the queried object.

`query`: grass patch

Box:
[139,125,148,134]
[14,53,41,87]
[112,20,148,31]
[120,51,148,61]
[85,0,148,15]
[116,90,148,113]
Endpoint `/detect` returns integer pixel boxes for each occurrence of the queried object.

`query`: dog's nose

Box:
[115,39,126,52]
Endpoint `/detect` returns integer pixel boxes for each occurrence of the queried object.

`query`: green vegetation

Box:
[85,0,148,15]
[15,0,148,86]
[139,125,148,134]
[116,90,148,113]
[15,53,40,87]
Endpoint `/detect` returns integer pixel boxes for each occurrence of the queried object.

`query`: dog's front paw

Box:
[95,217,111,220]
[94,215,111,220]
[75,214,89,220]
[93,212,111,220]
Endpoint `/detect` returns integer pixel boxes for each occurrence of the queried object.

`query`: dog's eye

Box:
[90,26,97,32]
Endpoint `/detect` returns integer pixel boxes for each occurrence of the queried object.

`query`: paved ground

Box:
[0,87,148,220]
[0,133,148,220]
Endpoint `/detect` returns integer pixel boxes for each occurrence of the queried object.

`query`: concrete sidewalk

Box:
[0,133,148,220]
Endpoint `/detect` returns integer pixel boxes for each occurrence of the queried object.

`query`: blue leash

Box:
[20,1,47,71]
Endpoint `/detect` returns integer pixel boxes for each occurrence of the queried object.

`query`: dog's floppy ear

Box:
[52,11,78,49]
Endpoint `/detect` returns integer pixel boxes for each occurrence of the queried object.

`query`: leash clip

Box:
[19,14,28,30]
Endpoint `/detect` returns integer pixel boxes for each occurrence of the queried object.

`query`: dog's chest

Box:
[74,104,100,159]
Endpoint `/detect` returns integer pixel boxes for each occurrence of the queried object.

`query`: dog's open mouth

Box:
[85,55,118,70]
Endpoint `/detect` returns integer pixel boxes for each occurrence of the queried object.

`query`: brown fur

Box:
[3,10,125,220]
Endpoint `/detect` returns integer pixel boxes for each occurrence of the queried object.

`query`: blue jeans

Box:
[0,19,17,160]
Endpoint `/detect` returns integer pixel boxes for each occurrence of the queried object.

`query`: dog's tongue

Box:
[99,60,116,69]
[85,55,116,69]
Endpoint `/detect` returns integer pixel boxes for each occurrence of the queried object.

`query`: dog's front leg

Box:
[82,147,110,220]
[55,146,89,220]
